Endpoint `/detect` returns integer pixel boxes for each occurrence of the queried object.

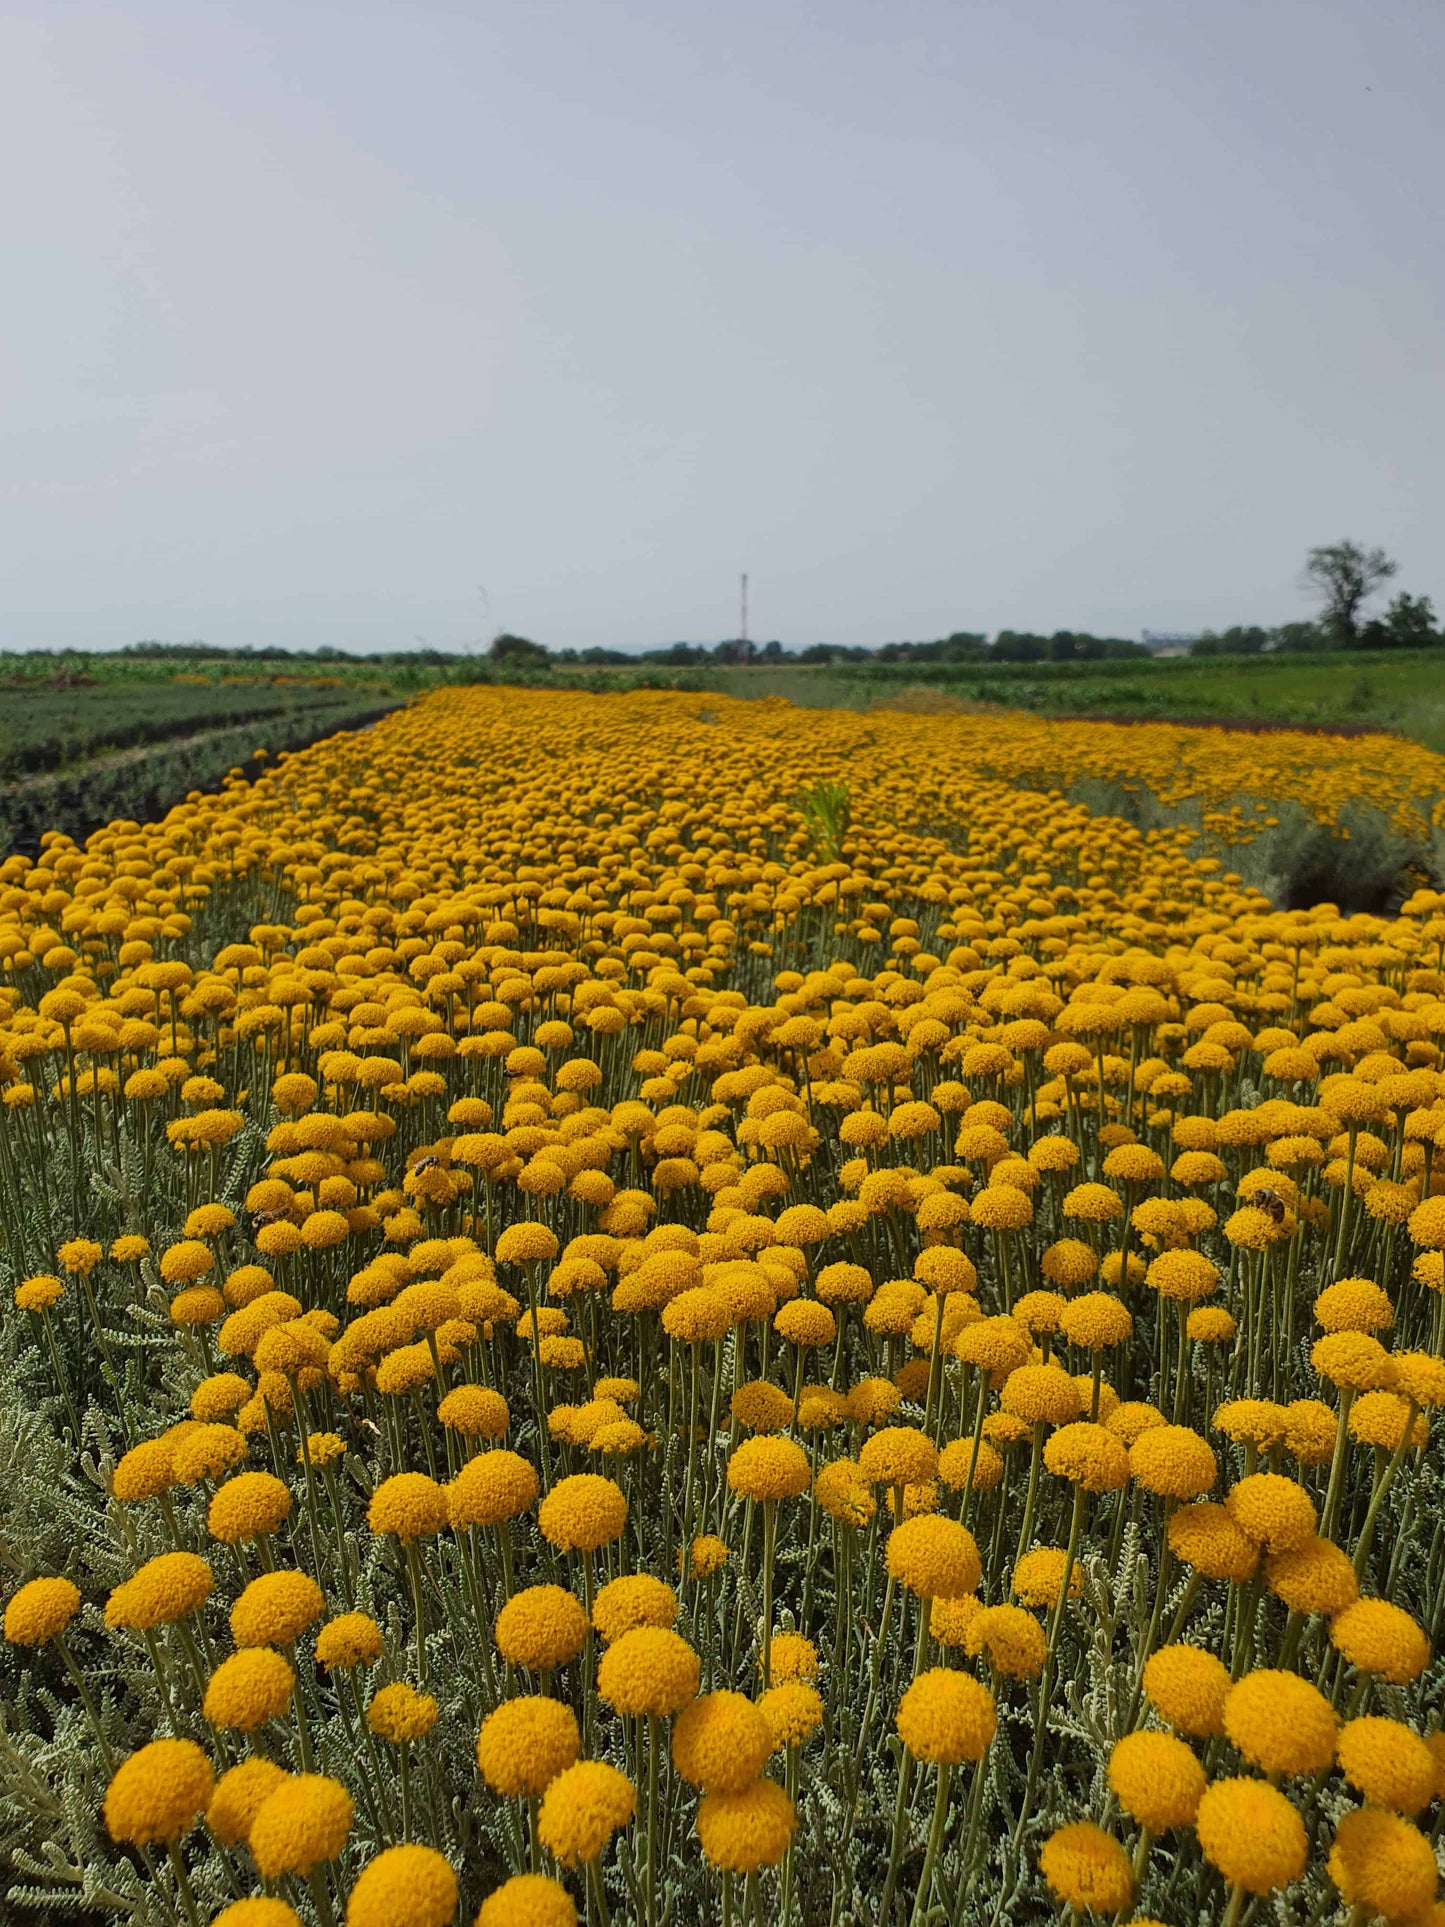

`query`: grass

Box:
[545,651,1445,749]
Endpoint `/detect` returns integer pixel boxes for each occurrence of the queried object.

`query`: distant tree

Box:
[1303,541,1397,643]
[1381,591,1438,646]
[991,631,1046,663]
[1191,626,1269,657]
[488,633,549,666]
[1271,621,1327,653]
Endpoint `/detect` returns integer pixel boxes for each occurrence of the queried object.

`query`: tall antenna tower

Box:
[740,572,749,656]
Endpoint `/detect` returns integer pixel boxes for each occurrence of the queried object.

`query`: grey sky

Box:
[2,0,1441,654]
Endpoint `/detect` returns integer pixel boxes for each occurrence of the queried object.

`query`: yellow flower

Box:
[758,1679,824,1751]
[1330,1598,1431,1682]
[1038,1821,1133,1914]
[207,1757,290,1847]
[1043,1422,1129,1492]
[437,1384,509,1437]
[231,1570,325,1648]
[475,1874,577,1927]
[673,1691,773,1792]
[537,1473,627,1553]
[1328,1807,1438,1921]
[1058,1292,1132,1350]
[1195,1778,1306,1895]
[596,1626,699,1716]
[537,1761,636,1867]
[1335,1716,1437,1814]
[1167,1502,1259,1583]
[765,1631,817,1682]
[345,1844,458,1927]
[1011,1547,1083,1610]
[4,1576,81,1646]
[476,1696,580,1796]
[14,1275,64,1312]
[1130,1425,1216,1500]
[494,1585,589,1675]
[1107,1730,1204,1831]
[680,1534,730,1579]
[1141,1643,1232,1738]
[112,1438,177,1503]
[1001,1365,1082,1426]
[696,1777,796,1872]
[106,1553,213,1631]
[591,1574,677,1644]
[367,1681,439,1744]
[368,1472,449,1541]
[1223,1669,1336,1778]
[203,1648,296,1731]
[963,1605,1046,1679]
[1224,1473,1316,1552]
[896,1667,995,1763]
[449,1450,539,1528]
[1314,1277,1394,1333]
[315,1612,384,1672]
[105,1739,215,1845]
[209,1904,301,1927]
[857,1426,938,1489]
[249,1773,354,1878]
[1263,1537,1358,1617]
[208,1470,292,1543]
[886,1516,982,1600]
[726,1435,812,1502]
[496,1222,561,1265]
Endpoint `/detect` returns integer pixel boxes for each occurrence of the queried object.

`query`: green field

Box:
[538,649,1445,747]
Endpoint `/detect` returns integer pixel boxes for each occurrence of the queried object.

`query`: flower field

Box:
[3,683,1445,1927]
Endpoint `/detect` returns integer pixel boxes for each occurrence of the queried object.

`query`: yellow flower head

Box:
[494,1585,589,1675]
[537,1761,636,1867]
[1038,1821,1134,1915]
[476,1696,580,1797]
[537,1473,628,1553]
[1195,1778,1306,1895]
[475,1874,576,1927]
[231,1570,325,1648]
[106,1553,213,1632]
[696,1777,796,1873]
[315,1612,384,1672]
[1223,1669,1337,1778]
[672,1691,772,1792]
[1107,1729,1205,1832]
[105,1739,215,1845]
[345,1844,458,1927]
[1327,1807,1438,1921]
[596,1626,699,1716]
[367,1681,439,1745]
[249,1773,354,1879]
[204,1648,296,1732]
[4,1576,81,1646]
[591,1574,678,1645]
[206,1757,290,1847]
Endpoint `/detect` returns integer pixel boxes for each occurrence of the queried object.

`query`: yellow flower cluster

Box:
[3,685,1445,1924]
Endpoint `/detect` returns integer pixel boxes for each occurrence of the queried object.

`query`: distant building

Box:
[1140,630,1199,658]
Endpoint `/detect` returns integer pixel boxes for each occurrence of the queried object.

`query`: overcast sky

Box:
[2,0,1441,654]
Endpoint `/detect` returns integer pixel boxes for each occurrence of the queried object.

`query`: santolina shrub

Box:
[1,684,1445,1924]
